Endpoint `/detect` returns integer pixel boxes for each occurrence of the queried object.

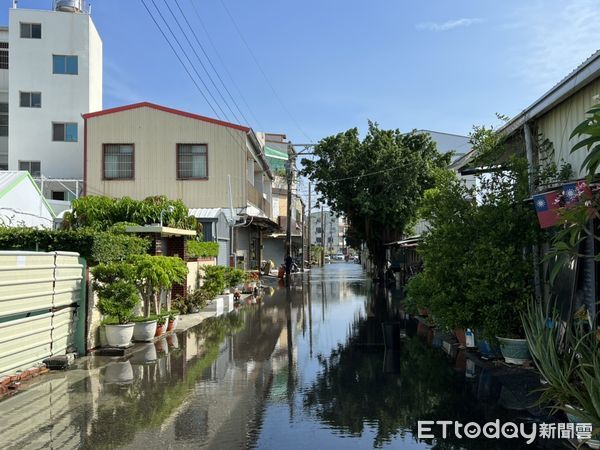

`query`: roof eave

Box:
[499,49,600,137]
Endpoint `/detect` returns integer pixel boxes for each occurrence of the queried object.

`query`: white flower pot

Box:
[105,323,134,348]
[104,361,134,385]
[131,343,158,365]
[133,320,157,342]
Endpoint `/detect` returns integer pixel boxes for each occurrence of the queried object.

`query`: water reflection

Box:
[1,264,561,449]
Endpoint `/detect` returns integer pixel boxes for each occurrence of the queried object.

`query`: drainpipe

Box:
[524,122,543,303]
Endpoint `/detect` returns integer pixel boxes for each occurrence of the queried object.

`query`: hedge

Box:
[0,227,149,265]
[187,240,219,258]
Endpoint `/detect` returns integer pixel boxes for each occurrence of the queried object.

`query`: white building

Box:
[3,0,102,201]
[309,210,347,255]
[0,171,54,228]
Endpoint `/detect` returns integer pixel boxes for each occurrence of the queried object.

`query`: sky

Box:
[3,0,600,145]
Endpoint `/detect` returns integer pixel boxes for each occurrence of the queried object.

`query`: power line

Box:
[173,0,251,127]
[139,0,251,164]
[141,0,224,121]
[163,0,241,124]
[187,0,264,131]
[218,0,314,143]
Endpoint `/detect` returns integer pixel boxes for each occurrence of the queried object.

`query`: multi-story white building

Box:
[309,210,347,255]
[3,0,102,201]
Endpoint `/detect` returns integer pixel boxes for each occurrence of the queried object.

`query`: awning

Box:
[264,146,289,160]
[385,235,422,248]
[125,225,197,237]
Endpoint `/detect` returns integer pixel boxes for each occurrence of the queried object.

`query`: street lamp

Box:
[160,205,175,227]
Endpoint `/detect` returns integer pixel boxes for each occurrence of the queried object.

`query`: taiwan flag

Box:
[562,181,592,205]
[533,190,561,229]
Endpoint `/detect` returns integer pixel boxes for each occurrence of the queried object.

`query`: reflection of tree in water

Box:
[304,331,540,449]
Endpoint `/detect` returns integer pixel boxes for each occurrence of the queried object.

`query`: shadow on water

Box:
[1,264,564,449]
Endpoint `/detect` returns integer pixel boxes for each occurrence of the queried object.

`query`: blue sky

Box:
[4,0,600,144]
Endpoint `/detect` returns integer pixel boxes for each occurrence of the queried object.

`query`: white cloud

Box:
[416,18,483,32]
[509,0,600,91]
[104,59,141,105]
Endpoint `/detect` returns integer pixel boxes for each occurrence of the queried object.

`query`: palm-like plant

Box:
[522,301,600,441]
[570,104,600,176]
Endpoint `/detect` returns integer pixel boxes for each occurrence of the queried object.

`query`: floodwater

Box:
[1,264,563,449]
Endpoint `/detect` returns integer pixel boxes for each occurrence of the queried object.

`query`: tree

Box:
[301,122,450,278]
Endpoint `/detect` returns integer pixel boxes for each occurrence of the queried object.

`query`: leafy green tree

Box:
[301,123,450,278]
[408,128,539,339]
[128,254,188,316]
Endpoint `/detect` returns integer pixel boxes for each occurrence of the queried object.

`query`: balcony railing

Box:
[247,182,272,218]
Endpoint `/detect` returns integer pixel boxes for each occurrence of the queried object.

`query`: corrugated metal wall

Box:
[537,78,600,178]
[0,376,80,448]
[85,106,247,209]
[0,251,85,376]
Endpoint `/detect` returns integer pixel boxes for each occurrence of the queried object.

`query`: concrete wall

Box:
[186,258,216,292]
[8,8,102,179]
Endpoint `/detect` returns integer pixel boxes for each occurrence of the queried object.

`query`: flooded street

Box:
[2,264,555,449]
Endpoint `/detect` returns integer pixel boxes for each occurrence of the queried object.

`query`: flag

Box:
[533,190,561,229]
[562,180,592,205]
[533,180,593,229]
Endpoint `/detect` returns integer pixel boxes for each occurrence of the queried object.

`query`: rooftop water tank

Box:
[54,0,84,12]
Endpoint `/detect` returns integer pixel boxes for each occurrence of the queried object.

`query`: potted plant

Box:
[523,302,600,447]
[155,315,167,337]
[128,254,188,319]
[92,262,139,348]
[224,267,248,291]
[132,315,158,342]
[167,310,179,331]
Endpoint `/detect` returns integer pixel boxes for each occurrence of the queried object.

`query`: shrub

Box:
[201,265,226,299]
[128,254,188,317]
[91,262,139,324]
[224,267,247,288]
[187,240,219,258]
[173,288,211,314]
[0,226,149,265]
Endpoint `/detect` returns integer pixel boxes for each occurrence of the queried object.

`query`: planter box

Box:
[497,337,531,365]
[218,293,234,313]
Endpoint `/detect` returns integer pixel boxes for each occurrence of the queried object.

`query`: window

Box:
[52,55,78,75]
[52,122,77,142]
[20,23,41,39]
[51,191,65,201]
[20,92,42,108]
[316,227,322,233]
[0,42,7,70]
[0,103,7,136]
[19,161,41,177]
[177,144,208,179]
[103,144,134,180]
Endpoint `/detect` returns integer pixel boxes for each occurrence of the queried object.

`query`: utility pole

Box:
[301,203,305,271]
[307,181,311,267]
[321,205,325,266]
[285,143,295,276]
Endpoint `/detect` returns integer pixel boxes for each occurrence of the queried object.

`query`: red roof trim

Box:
[82,102,250,132]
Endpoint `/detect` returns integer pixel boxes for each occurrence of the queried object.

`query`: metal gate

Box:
[0,251,85,376]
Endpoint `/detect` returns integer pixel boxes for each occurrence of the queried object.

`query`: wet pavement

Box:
[1,264,565,449]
